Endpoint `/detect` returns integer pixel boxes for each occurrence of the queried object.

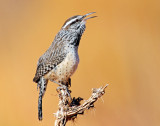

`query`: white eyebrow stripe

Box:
[62,18,77,28]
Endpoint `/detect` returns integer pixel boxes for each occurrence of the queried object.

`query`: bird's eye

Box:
[70,19,78,26]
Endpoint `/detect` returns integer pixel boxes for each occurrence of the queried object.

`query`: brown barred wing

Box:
[33,53,66,83]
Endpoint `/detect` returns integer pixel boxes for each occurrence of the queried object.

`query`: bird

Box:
[33,12,96,120]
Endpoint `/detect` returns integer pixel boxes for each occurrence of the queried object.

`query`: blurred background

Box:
[0,0,160,126]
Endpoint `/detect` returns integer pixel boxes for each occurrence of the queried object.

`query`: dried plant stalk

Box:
[54,84,108,126]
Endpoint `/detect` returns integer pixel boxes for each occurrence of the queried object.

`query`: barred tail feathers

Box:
[38,77,48,120]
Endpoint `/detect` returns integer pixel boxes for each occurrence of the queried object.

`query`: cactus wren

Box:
[33,12,96,120]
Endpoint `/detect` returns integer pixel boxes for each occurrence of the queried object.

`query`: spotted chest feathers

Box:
[45,46,79,84]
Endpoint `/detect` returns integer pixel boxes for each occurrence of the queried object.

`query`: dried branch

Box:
[54,84,109,126]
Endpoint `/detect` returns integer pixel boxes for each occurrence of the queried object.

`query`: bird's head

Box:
[62,12,97,34]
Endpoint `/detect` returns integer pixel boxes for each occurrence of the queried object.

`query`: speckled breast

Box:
[48,48,79,83]
[55,50,79,82]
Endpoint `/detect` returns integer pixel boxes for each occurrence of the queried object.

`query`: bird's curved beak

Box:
[82,12,97,21]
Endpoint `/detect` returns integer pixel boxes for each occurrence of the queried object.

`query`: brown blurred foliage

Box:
[0,0,160,126]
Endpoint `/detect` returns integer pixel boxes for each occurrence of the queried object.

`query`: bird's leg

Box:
[67,78,71,88]
[59,85,72,100]
[51,80,64,87]
[51,80,72,100]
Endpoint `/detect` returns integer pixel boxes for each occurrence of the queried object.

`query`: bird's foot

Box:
[57,85,72,100]
[51,80,72,100]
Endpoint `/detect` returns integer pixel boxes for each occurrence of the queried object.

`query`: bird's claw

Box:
[57,85,72,100]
